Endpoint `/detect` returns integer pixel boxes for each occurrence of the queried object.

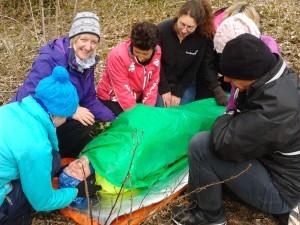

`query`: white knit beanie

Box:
[214,13,260,53]
[69,12,100,39]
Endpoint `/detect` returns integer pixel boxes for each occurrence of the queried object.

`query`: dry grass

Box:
[1,0,299,106]
[0,0,299,224]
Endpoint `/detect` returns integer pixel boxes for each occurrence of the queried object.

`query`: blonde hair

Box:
[223,1,260,27]
[70,35,80,48]
[69,34,99,55]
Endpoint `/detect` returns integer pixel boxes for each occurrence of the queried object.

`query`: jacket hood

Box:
[21,96,59,151]
[39,38,71,67]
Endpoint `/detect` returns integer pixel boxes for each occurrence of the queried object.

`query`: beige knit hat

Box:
[214,13,260,53]
[69,12,100,39]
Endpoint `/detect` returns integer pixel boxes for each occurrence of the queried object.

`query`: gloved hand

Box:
[76,173,102,197]
[213,86,228,106]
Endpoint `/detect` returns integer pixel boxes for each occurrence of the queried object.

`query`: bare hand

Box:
[72,106,95,126]
[64,156,91,181]
[162,92,172,107]
[170,95,181,106]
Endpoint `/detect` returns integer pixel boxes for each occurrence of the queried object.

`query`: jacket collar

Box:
[246,54,285,96]
[46,37,99,73]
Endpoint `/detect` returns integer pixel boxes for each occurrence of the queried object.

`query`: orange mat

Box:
[59,186,186,225]
[53,158,186,225]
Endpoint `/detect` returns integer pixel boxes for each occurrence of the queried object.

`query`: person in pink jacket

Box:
[97,22,161,116]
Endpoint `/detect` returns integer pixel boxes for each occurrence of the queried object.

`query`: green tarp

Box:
[81,98,225,191]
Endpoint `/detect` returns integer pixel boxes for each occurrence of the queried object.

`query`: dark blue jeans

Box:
[187,131,290,215]
[155,83,196,107]
[0,150,61,225]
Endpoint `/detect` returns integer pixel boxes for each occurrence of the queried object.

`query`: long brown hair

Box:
[175,0,214,38]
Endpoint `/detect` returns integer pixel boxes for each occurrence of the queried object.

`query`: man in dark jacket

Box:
[172,33,300,225]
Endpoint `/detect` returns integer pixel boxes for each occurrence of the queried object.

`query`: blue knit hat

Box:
[35,66,79,117]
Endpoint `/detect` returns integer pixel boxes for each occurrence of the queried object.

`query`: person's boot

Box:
[288,203,300,225]
[171,205,227,225]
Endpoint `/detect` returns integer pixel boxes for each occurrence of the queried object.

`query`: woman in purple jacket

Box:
[11,12,116,158]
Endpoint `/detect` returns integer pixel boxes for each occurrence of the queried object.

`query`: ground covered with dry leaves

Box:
[0,0,299,224]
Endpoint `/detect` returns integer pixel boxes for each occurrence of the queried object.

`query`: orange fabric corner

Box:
[61,157,76,167]
[60,207,102,225]
[59,186,186,225]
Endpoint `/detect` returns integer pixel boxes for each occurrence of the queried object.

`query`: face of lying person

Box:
[64,156,91,181]
[73,34,100,60]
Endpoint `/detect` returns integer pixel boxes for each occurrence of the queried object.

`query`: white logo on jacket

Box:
[153,58,160,67]
[128,62,135,72]
[186,50,198,55]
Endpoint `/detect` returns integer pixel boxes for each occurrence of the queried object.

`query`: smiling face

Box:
[72,34,100,60]
[132,46,154,63]
[175,15,197,40]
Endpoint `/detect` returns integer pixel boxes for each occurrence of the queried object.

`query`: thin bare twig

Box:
[40,0,46,43]
[80,162,93,225]
[104,129,143,225]
[28,0,38,35]
[0,15,39,39]
[73,0,77,16]
[55,0,59,37]
[141,163,252,224]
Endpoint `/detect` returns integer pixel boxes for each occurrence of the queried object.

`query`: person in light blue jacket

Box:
[0,66,80,225]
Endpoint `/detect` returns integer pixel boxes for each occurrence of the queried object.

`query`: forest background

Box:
[0,0,299,224]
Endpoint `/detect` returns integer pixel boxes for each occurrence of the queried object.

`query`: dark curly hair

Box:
[176,0,214,38]
[130,22,159,50]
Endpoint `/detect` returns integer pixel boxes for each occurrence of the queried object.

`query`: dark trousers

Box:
[187,131,290,215]
[99,99,123,116]
[195,79,214,100]
[195,75,231,100]
[0,150,61,225]
[56,119,95,158]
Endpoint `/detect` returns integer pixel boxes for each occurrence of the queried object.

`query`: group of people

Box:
[0,0,299,225]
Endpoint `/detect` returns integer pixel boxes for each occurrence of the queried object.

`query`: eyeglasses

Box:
[177,20,197,33]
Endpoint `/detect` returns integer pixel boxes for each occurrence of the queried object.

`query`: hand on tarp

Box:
[76,173,102,198]
[213,85,228,106]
